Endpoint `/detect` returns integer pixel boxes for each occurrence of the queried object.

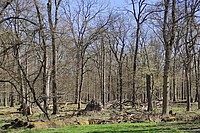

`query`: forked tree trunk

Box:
[162,0,176,114]
[33,0,50,116]
[47,0,62,114]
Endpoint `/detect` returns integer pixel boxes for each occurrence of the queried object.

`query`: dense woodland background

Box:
[0,0,199,118]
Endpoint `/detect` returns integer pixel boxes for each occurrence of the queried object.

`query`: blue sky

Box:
[109,0,157,8]
[109,0,130,9]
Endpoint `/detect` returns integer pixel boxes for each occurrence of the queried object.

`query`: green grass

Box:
[20,122,200,133]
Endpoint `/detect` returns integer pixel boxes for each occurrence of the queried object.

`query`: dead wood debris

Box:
[1,118,34,130]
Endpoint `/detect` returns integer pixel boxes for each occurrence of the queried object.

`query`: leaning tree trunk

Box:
[33,0,49,114]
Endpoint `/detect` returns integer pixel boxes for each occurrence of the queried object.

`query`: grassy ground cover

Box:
[21,122,200,133]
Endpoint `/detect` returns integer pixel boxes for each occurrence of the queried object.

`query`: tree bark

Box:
[33,0,49,114]
[162,0,176,114]
[75,48,80,104]
[119,64,123,111]
[198,50,200,109]
[146,74,152,111]
[78,56,84,109]
[172,49,177,102]
[107,50,112,102]
[47,0,62,114]
[132,23,140,106]
[10,91,14,107]
[100,38,105,106]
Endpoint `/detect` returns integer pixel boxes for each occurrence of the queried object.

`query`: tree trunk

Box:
[132,23,140,106]
[107,50,112,102]
[146,74,152,111]
[78,57,84,109]
[198,50,200,109]
[75,49,80,104]
[47,0,62,114]
[3,91,7,107]
[42,34,48,112]
[162,47,171,114]
[172,53,176,102]
[101,39,105,106]
[33,0,49,116]
[185,66,191,111]
[162,0,176,114]
[10,91,14,107]
[111,75,116,100]
[184,0,191,111]
[119,64,123,111]
[117,71,119,100]
[14,42,25,113]
[51,33,57,114]
[193,41,199,103]
[181,69,184,100]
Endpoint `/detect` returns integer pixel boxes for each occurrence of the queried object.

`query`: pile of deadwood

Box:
[76,99,103,116]
[70,100,164,124]
[73,100,182,124]
[2,118,34,130]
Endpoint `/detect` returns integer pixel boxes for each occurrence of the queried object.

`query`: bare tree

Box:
[62,0,110,109]
[33,0,49,114]
[47,0,62,115]
[162,0,177,114]
[130,0,151,106]
[109,15,129,111]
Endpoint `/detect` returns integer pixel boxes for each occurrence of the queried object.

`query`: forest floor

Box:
[0,100,200,133]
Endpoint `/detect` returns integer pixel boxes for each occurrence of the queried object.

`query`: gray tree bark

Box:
[146,74,152,111]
